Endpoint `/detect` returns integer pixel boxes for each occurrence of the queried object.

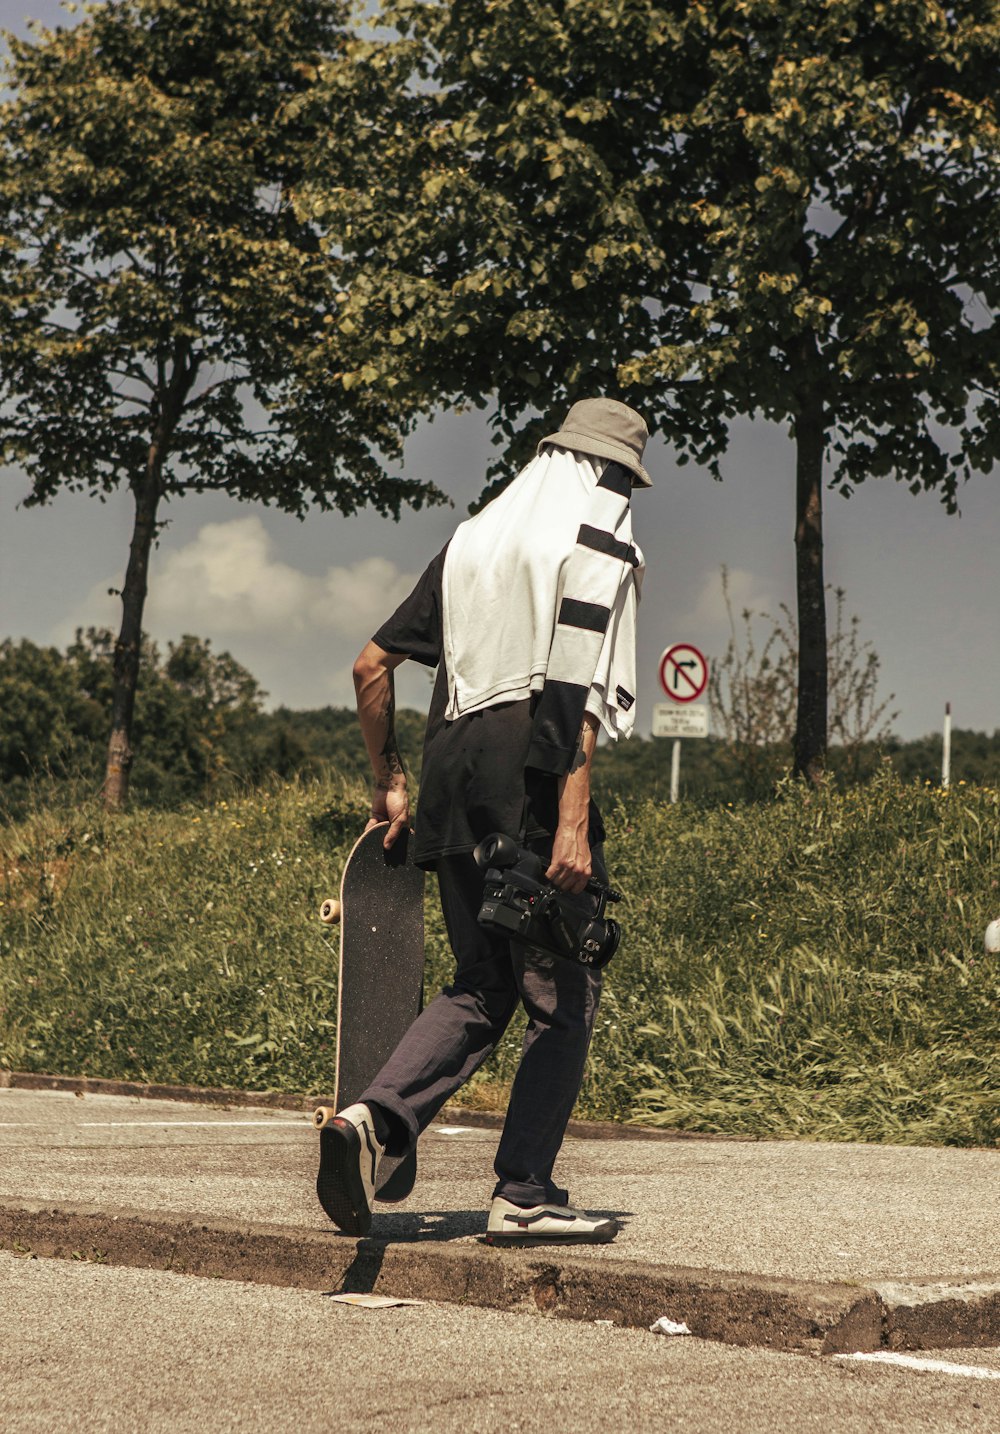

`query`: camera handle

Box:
[473,831,622,907]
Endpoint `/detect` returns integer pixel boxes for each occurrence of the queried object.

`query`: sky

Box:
[2,3,998,744]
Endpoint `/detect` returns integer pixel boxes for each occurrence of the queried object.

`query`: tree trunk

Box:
[793,399,828,784]
[103,473,162,810]
[103,339,194,811]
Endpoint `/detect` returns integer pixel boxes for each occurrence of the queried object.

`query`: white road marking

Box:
[836,1353,1000,1382]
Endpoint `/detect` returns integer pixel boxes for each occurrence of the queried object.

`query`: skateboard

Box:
[313,822,424,1202]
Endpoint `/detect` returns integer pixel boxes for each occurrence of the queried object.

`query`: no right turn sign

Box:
[659,643,709,704]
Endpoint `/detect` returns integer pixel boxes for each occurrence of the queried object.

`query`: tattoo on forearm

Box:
[376,684,405,788]
[569,721,589,773]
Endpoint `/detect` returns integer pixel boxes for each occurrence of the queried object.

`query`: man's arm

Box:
[546,712,599,894]
[353,639,410,849]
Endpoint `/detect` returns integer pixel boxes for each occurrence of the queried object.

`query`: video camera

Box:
[473,832,623,970]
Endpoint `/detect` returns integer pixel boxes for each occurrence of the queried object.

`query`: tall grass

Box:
[0,777,364,1093]
[1,768,997,1145]
[583,772,1000,1145]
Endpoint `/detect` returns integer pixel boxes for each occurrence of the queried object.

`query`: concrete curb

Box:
[2,1200,998,1355]
[0,1068,741,1143]
[872,1281,1000,1351]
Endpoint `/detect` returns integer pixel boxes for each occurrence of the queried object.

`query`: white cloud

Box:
[52,517,426,711]
[144,517,419,642]
[315,557,419,639]
[150,517,309,634]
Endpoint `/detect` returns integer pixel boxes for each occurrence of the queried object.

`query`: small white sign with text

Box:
[652,703,709,739]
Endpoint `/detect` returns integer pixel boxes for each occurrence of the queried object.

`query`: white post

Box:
[670,738,681,804]
[942,702,952,790]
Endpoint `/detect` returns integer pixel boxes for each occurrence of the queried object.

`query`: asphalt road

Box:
[2,1253,999,1434]
[2,1088,998,1284]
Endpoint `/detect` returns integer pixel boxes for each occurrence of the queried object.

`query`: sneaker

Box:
[484,1196,619,1246]
[316,1103,384,1236]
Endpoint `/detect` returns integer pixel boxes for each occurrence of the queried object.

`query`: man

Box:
[317,397,651,1245]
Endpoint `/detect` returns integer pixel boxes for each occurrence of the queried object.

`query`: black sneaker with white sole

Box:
[316,1102,384,1236]
[484,1196,619,1246]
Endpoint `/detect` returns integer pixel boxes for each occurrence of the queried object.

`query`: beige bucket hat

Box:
[537,396,652,489]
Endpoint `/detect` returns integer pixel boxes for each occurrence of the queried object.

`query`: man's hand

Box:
[547,817,592,895]
[366,784,410,850]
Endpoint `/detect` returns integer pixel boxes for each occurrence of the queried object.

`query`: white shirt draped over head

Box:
[441,444,644,769]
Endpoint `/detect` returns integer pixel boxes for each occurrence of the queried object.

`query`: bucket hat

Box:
[537,397,652,489]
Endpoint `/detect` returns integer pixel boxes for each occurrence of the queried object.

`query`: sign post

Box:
[942,702,952,790]
[655,643,709,803]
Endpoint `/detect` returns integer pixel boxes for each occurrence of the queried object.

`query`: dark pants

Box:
[362,843,606,1207]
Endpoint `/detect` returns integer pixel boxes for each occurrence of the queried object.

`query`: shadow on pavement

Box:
[317,1207,635,1246]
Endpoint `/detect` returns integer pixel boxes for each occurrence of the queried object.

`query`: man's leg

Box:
[491,843,607,1208]
[361,852,520,1156]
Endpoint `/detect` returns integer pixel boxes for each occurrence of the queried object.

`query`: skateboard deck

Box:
[314,823,424,1202]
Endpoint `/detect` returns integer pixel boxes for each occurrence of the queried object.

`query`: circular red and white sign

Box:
[659,643,708,704]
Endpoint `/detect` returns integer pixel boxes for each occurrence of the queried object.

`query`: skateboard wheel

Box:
[319,898,342,925]
[313,1106,337,1130]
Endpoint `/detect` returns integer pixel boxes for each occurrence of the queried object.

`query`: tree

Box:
[65,628,268,801]
[301,0,1000,780]
[0,0,444,810]
[0,630,266,811]
[0,637,105,787]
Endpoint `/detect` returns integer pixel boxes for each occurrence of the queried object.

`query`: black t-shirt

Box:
[372,545,604,869]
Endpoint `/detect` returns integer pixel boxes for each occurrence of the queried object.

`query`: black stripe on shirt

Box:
[577,524,639,567]
[558,597,611,634]
[527,678,589,775]
[597,461,632,497]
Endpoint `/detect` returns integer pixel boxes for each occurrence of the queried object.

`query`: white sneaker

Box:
[485,1196,619,1246]
[316,1103,384,1236]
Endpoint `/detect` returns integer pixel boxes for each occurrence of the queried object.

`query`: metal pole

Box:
[670,738,681,804]
[942,702,952,790]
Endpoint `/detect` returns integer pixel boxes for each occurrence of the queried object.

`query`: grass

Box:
[1,767,998,1145]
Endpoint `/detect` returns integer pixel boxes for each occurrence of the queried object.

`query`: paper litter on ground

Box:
[649,1316,692,1336]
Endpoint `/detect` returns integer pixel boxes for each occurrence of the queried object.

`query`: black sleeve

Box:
[371,544,448,668]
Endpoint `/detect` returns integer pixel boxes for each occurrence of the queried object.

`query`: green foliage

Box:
[0,628,434,814]
[1,769,997,1145]
[236,704,427,790]
[884,727,1000,789]
[3,624,998,811]
[592,729,1000,807]
[0,0,442,516]
[298,0,1000,778]
[0,636,106,785]
[302,0,1000,496]
[0,0,449,806]
[0,630,265,814]
[592,771,1000,1145]
[0,777,361,1093]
